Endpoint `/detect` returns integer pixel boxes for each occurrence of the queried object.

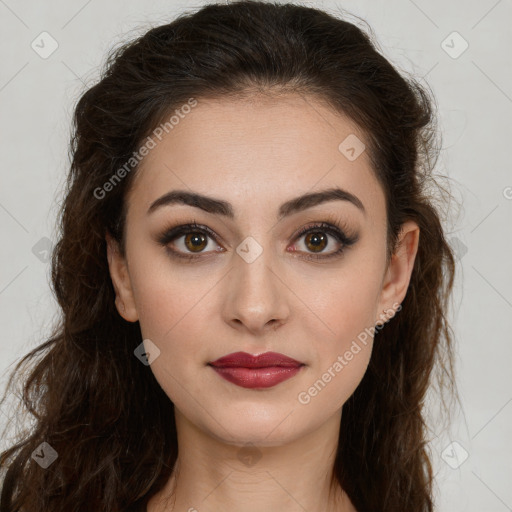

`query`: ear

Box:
[106,231,139,322]
[376,220,420,324]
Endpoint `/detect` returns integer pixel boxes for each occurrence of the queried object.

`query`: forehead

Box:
[126,93,385,222]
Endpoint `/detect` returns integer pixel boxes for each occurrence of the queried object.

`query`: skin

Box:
[106,92,420,512]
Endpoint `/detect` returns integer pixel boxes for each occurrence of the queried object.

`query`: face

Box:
[107,93,419,447]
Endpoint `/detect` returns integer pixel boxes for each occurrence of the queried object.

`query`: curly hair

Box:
[0,1,458,510]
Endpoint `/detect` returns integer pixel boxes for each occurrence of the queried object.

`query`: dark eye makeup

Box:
[155,214,359,263]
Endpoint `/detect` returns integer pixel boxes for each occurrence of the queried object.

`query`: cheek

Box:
[126,237,203,327]
[295,315,375,415]
[304,261,383,347]
[296,261,383,407]
[132,275,209,347]
[129,267,216,406]
[127,250,220,373]
[298,342,373,410]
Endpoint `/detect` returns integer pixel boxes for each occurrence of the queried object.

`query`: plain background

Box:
[0,0,511,510]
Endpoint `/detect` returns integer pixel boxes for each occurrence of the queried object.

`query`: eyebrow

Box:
[147,187,366,219]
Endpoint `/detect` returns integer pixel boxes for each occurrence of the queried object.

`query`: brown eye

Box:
[158,220,358,263]
[157,222,221,260]
[184,232,208,252]
[292,221,358,261]
[303,232,328,253]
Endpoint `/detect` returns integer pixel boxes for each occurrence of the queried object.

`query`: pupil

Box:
[307,232,326,252]
[187,233,206,251]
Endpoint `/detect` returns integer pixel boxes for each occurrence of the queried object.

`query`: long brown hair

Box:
[0,1,458,510]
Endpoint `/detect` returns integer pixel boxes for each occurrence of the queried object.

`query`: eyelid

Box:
[291,215,357,243]
[157,216,358,260]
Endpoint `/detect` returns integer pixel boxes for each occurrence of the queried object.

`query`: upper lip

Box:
[209,351,304,368]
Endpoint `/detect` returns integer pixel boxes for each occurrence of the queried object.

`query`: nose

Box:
[222,249,291,336]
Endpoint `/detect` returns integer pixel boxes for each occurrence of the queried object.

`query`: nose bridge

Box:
[224,234,290,331]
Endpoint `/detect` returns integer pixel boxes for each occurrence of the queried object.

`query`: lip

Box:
[208,351,305,389]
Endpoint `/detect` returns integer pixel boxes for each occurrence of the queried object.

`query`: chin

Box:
[201,406,315,448]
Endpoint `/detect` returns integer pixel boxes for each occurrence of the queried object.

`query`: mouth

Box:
[208,351,305,389]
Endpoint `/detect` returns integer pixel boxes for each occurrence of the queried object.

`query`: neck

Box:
[147,408,357,512]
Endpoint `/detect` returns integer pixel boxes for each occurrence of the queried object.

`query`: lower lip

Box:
[210,365,303,389]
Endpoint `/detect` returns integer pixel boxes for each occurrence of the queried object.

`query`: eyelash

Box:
[157,217,358,262]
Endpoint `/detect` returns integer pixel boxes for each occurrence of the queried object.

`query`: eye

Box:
[157,219,358,262]
[290,222,358,260]
[157,221,223,261]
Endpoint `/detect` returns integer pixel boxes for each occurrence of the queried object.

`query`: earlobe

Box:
[105,231,139,322]
[376,220,420,323]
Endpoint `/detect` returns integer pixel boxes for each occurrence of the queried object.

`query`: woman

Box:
[0,1,458,510]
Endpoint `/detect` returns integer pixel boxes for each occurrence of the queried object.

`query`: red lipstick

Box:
[208,351,304,389]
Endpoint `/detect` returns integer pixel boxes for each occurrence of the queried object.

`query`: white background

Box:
[1,0,511,510]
